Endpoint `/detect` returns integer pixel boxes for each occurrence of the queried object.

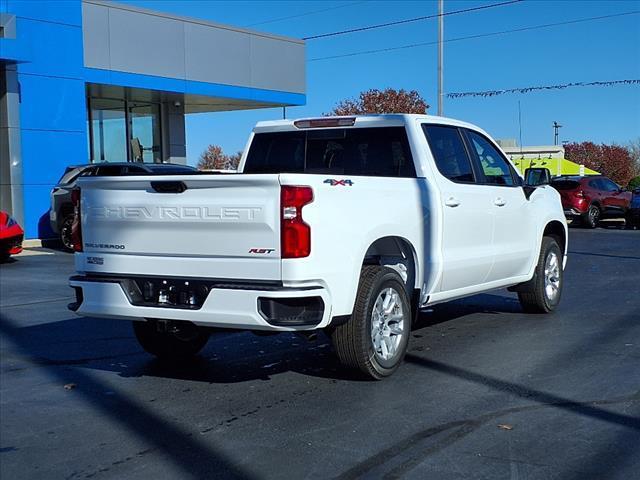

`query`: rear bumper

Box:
[563,207,585,218]
[68,275,332,331]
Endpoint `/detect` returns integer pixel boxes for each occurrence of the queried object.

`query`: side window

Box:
[601,178,619,191]
[422,125,475,183]
[466,130,516,186]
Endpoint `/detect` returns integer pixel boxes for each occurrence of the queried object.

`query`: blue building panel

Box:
[84,67,307,107]
[15,17,84,78]
[20,129,87,238]
[17,74,87,132]
[0,1,87,239]
[6,0,82,26]
[0,37,32,62]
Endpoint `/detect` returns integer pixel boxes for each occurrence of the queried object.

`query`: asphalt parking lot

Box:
[1,226,639,480]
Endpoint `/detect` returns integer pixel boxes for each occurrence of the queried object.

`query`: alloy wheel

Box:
[370,287,406,361]
[544,251,561,302]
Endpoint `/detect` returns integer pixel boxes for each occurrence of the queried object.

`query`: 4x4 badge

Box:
[324,179,354,186]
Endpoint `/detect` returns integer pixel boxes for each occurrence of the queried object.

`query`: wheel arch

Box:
[543,220,567,256]
[362,236,419,288]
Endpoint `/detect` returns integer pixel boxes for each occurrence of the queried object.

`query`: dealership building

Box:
[0,0,306,239]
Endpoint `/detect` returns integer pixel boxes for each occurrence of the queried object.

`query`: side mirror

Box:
[524,167,551,186]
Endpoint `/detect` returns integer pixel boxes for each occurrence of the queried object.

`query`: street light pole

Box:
[438,0,444,116]
[553,121,562,145]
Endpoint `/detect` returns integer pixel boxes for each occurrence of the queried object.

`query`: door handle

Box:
[444,197,461,207]
[494,197,506,207]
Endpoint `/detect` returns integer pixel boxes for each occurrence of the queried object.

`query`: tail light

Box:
[281,186,313,258]
[71,188,82,252]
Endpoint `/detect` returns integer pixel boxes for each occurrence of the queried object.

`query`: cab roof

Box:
[253,114,482,134]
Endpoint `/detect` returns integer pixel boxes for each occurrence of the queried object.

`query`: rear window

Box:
[142,164,198,175]
[244,127,415,177]
[551,180,581,190]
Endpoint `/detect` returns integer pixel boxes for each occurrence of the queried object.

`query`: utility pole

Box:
[553,121,562,145]
[437,0,444,116]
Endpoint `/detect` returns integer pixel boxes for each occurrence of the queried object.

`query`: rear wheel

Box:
[133,320,210,360]
[60,215,74,251]
[518,237,563,313]
[331,266,411,380]
[583,204,600,228]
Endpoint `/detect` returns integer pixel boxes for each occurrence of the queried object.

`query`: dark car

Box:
[550,175,632,228]
[626,187,640,229]
[50,162,198,249]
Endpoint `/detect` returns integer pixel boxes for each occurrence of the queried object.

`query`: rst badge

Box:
[249,248,275,254]
[324,179,354,186]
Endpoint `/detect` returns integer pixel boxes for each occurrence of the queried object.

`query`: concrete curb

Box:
[23,239,44,248]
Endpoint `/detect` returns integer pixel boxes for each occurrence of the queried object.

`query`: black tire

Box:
[331,266,412,380]
[0,252,10,263]
[132,320,210,360]
[583,204,600,229]
[518,237,563,313]
[60,215,74,251]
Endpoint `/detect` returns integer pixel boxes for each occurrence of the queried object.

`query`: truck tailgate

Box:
[77,174,281,281]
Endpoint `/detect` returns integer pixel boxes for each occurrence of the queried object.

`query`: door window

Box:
[129,102,162,163]
[465,130,516,186]
[422,125,475,183]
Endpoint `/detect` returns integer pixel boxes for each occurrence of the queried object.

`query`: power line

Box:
[446,79,640,98]
[245,1,366,27]
[303,0,522,40]
[309,10,640,61]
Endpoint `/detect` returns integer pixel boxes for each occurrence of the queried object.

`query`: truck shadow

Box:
[1,293,522,385]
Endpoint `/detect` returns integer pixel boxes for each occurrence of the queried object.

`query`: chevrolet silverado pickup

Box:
[68,115,568,379]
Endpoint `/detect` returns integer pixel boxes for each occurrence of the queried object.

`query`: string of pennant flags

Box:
[446,79,640,98]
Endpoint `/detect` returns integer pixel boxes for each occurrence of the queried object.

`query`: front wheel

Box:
[517,237,563,313]
[331,266,411,380]
[132,320,210,360]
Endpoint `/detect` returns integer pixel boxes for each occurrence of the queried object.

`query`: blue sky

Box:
[125,0,640,165]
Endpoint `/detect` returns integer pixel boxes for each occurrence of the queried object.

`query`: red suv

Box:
[550,175,632,228]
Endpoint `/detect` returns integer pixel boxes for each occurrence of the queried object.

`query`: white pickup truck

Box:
[69,114,567,379]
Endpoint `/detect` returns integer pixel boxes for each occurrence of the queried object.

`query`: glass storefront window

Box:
[89,98,127,162]
[88,98,162,163]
